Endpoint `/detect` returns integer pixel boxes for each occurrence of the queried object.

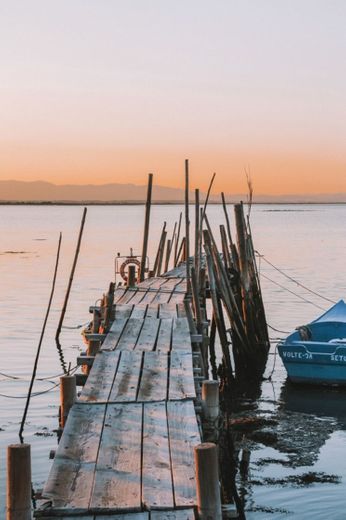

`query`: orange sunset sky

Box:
[1,1,345,194]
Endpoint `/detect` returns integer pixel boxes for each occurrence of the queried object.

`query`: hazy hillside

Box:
[0,180,346,203]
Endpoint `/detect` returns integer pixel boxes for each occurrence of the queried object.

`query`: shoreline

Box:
[1,201,346,206]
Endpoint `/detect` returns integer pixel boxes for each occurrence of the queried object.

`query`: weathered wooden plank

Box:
[98,515,149,520]
[109,351,142,402]
[116,317,145,351]
[98,514,149,520]
[42,460,95,512]
[54,403,106,461]
[40,516,93,520]
[169,351,196,401]
[138,352,168,401]
[114,304,135,319]
[128,289,149,304]
[101,318,129,351]
[168,291,186,304]
[138,290,159,304]
[160,277,184,292]
[90,403,143,512]
[138,278,169,304]
[167,400,200,508]
[142,402,173,510]
[130,305,148,319]
[117,288,138,304]
[43,404,106,510]
[145,303,159,318]
[79,351,120,403]
[135,317,160,352]
[171,318,191,350]
[150,289,171,304]
[151,510,195,520]
[156,319,173,353]
[159,302,178,319]
[176,302,187,318]
[113,287,127,303]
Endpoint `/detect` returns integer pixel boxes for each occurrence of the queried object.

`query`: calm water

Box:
[1,204,346,519]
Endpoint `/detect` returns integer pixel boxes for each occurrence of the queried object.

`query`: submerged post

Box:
[194,442,222,520]
[140,173,153,282]
[60,375,76,428]
[7,443,32,520]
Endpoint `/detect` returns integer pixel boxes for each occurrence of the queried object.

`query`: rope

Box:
[18,233,62,444]
[62,321,89,330]
[0,365,78,382]
[0,382,60,399]
[256,251,336,304]
[267,323,291,335]
[0,366,78,399]
[260,272,326,311]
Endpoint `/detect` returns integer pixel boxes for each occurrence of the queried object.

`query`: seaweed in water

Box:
[250,472,341,487]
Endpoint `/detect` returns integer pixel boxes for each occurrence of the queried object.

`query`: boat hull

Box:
[278,342,346,386]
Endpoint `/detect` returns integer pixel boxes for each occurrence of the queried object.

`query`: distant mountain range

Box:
[1,180,346,203]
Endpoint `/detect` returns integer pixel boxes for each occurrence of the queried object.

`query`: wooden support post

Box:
[7,443,32,520]
[127,264,136,287]
[60,375,76,428]
[184,159,191,293]
[194,442,222,520]
[140,173,153,281]
[194,188,200,275]
[87,309,101,358]
[202,380,219,420]
[102,282,115,332]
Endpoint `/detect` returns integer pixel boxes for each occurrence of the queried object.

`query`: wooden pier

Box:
[36,269,204,519]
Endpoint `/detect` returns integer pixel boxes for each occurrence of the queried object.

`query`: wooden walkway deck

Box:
[36,273,202,519]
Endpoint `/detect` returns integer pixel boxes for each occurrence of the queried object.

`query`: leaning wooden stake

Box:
[164,238,172,273]
[7,443,32,520]
[194,443,222,520]
[152,222,166,276]
[140,173,153,281]
[174,212,182,267]
[56,208,87,372]
[60,375,76,428]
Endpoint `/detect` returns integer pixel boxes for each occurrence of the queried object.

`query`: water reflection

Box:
[280,380,346,427]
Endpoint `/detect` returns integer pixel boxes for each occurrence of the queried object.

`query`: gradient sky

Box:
[1,1,345,194]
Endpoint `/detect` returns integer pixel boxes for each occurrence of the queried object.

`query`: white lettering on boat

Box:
[331,354,346,362]
[282,351,313,360]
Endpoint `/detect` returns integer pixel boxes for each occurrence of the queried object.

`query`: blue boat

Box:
[278,300,346,385]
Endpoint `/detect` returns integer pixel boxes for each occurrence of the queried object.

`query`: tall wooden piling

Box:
[140,173,153,281]
[7,443,32,520]
[184,159,191,293]
[60,375,76,428]
[194,442,222,520]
